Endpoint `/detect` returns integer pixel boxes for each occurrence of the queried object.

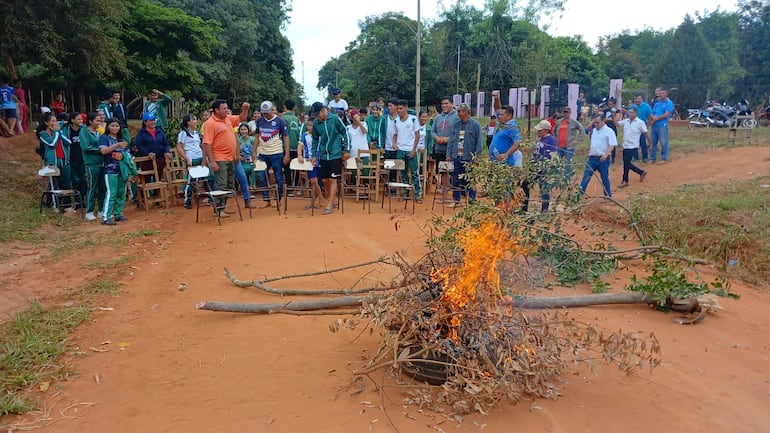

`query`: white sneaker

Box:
[96,211,103,218]
[85,212,97,221]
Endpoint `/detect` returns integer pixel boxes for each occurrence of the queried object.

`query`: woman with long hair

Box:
[134,112,171,179]
[98,118,133,225]
[37,112,73,210]
[234,122,255,209]
[66,112,86,204]
[80,111,105,221]
[176,113,203,209]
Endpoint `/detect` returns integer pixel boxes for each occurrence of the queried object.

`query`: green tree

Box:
[696,10,744,101]
[651,15,718,113]
[737,0,770,101]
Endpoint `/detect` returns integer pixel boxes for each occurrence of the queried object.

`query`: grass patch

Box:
[64,279,124,300]
[0,302,91,416]
[85,255,135,270]
[49,229,161,259]
[631,177,770,284]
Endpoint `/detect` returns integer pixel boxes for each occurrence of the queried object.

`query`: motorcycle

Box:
[691,100,757,128]
[688,107,711,129]
[758,101,770,127]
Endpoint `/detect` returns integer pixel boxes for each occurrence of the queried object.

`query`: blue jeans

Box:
[257,153,285,201]
[234,161,250,203]
[557,147,575,179]
[638,134,648,161]
[650,123,669,161]
[579,156,612,197]
[452,158,475,202]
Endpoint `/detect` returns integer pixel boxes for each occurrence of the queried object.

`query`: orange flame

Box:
[432,220,522,312]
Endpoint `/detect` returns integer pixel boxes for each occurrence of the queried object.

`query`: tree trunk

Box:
[195,292,661,315]
[1,49,18,81]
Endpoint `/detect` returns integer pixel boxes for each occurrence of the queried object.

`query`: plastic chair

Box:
[187,165,243,225]
[38,165,83,218]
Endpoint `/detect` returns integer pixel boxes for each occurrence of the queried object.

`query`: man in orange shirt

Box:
[202,99,249,215]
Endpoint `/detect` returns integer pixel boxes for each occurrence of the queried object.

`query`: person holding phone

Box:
[99,118,132,225]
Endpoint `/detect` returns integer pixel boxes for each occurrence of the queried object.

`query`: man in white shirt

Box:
[327,88,348,114]
[392,99,422,202]
[579,114,617,197]
[616,107,650,188]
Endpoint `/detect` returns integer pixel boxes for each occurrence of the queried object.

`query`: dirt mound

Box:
[0,132,40,164]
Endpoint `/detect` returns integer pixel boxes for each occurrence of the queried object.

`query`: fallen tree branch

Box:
[223,256,400,296]
[195,296,371,314]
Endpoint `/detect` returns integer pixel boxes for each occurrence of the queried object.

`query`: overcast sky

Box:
[284,0,735,104]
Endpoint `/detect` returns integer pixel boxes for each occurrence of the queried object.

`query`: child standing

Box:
[99,118,133,225]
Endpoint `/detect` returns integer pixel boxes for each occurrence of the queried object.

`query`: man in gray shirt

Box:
[431,96,459,203]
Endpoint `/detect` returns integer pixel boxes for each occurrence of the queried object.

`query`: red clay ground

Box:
[1,131,770,432]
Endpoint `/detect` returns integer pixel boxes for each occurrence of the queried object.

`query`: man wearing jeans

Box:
[202,99,249,216]
[552,107,582,179]
[255,100,290,207]
[649,87,674,164]
[447,103,482,207]
[579,114,617,197]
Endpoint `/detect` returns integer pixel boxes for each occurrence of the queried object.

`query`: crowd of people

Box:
[27,82,675,222]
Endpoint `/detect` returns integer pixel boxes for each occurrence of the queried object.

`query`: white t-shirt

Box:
[617,118,647,149]
[417,124,427,150]
[328,98,348,112]
[347,124,369,158]
[177,129,203,160]
[385,114,398,151]
[393,114,418,152]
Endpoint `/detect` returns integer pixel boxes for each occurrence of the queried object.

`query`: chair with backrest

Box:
[431,160,468,214]
[250,159,281,215]
[165,149,187,207]
[38,165,84,217]
[187,165,243,225]
[341,157,370,213]
[284,158,316,215]
[133,156,169,210]
[380,158,415,214]
[356,149,382,202]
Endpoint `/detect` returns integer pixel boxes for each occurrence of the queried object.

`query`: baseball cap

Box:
[457,103,471,112]
[142,112,157,121]
[331,88,341,95]
[490,114,496,119]
[260,100,274,114]
[534,120,552,131]
[41,106,51,115]
[309,101,324,119]
[349,108,360,117]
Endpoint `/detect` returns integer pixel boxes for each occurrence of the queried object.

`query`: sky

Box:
[284,0,735,104]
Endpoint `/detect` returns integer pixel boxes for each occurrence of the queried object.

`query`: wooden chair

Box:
[284,158,316,215]
[380,159,415,214]
[187,165,243,225]
[418,149,429,196]
[165,149,187,206]
[133,156,169,210]
[37,165,84,217]
[342,157,370,213]
[250,159,281,215]
[431,161,468,214]
[357,148,382,203]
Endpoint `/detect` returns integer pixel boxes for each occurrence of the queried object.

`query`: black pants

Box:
[283,150,298,187]
[622,148,645,182]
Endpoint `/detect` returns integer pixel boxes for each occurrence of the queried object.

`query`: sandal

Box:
[322,208,333,215]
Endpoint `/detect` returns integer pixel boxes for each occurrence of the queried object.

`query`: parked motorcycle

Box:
[689,100,756,128]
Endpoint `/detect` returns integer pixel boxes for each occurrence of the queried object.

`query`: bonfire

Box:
[356,218,661,414]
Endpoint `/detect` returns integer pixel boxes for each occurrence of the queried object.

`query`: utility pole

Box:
[415,0,421,112]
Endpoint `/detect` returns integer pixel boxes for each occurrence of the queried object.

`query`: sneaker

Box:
[102,219,117,226]
[657,160,667,165]
[218,211,231,218]
[618,181,629,188]
[85,212,97,221]
[96,211,103,218]
[114,216,129,222]
[647,160,656,164]
[640,171,647,182]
